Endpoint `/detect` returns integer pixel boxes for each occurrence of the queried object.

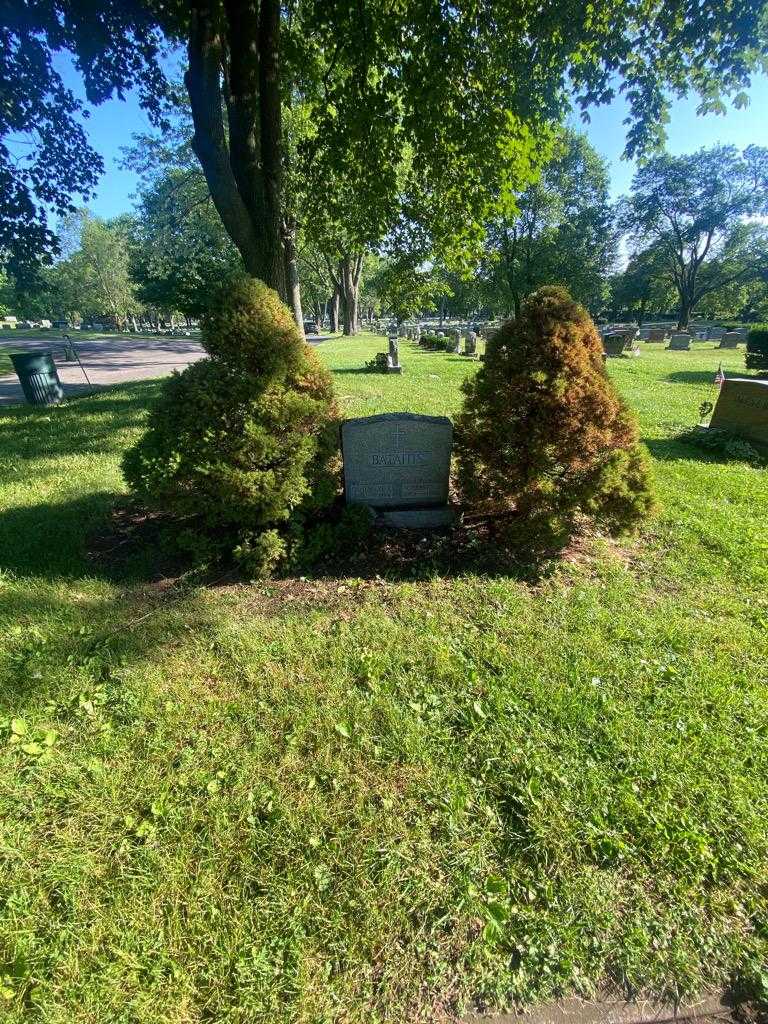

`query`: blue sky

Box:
[57,56,768,219]
[572,75,768,198]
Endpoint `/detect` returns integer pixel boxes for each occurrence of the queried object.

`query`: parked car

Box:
[52,320,70,329]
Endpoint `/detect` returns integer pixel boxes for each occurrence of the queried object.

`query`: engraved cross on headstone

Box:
[391,421,406,449]
[393,419,411,448]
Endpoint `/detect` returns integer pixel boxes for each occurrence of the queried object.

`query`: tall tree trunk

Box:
[677,291,693,331]
[282,217,304,337]
[341,258,356,336]
[339,253,363,336]
[186,0,287,300]
[256,0,285,296]
[329,286,340,332]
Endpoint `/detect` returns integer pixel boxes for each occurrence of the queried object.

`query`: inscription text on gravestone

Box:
[341,413,452,512]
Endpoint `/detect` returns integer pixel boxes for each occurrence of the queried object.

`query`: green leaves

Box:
[4,718,58,759]
[313,863,332,891]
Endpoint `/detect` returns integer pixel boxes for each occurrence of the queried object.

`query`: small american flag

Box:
[715,363,725,389]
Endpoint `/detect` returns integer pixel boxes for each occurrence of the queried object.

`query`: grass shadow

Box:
[665,370,724,386]
[0,380,162,462]
[294,516,574,587]
[333,367,385,375]
[645,434,766,466]
[645,436,715,462]
[0,491,189,583]
[664,370,758,386]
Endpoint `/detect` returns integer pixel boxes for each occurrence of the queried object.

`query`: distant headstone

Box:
[709,378,768,447]
[719,332,741,349]
[647,327,667,342]
[463,330,477,356]
[450,329,461,353]
[668,333,692,351]
[707,327,725,341]
[341,413,454,527]
[604,334,628,357]
[387,334,402,374]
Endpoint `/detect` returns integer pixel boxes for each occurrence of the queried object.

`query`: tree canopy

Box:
[621,146,768,328]
[4,0,768,320]
[481,129,616,317]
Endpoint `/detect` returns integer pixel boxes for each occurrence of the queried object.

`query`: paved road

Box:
[0,335,206,407]
[0,333,332,407]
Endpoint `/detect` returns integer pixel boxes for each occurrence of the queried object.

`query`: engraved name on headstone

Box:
[341,413,454,527]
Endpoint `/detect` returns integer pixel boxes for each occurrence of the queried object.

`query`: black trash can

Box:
[10,351,64,406]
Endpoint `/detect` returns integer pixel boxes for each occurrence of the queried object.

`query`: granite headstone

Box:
[341,413,454,527]
[604,335,628,357]
[709,378,768,447]
[668,333,692,351]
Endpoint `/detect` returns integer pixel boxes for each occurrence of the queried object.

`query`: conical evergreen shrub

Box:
[455,286,654,547]
[123,277,338,576]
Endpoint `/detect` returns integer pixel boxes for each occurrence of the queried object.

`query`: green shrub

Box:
[364,352,389,372]
[122,277,339,576]
[421,333,453,352]
[746,326,768,372]
[455,286,654,548]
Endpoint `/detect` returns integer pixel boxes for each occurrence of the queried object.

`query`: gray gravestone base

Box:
[379,507,456,528]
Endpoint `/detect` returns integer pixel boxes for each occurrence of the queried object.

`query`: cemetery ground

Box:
[1,335,767,1022]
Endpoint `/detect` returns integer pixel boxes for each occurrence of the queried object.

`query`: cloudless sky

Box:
[573,74,768,199]
[55,54,768,220]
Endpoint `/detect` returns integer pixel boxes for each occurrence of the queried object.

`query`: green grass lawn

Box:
[0,344,15,377]
[1,335,767,1022]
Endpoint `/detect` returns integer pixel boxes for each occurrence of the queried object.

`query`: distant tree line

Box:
[3,137,766,333]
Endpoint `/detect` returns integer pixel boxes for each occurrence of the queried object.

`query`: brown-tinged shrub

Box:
[122,277,339,576]
[455,286,654,548]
